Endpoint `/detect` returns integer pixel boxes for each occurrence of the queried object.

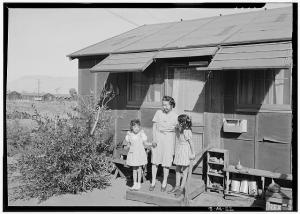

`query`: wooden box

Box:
[206,148,229,192]
[265,188,293,211]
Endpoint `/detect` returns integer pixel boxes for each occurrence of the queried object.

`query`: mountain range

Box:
[7,75,77,95]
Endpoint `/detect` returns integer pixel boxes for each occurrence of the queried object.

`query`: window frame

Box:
[236,68,292,112]
[126,71,165,108]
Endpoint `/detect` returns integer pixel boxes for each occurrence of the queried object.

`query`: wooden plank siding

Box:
[219,69,292,174]
[78,56,293,175]
[140,108,160,142]
[256,140,291,174]
[113,109,139,146]
[204,71,224,149]
[78,56,108,96]
[78,68,96,96]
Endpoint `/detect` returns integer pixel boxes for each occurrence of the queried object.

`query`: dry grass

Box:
[6,100,77,118]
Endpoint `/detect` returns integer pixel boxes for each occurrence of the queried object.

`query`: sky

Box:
[7,3,292,82]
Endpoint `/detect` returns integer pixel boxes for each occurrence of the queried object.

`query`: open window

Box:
[237,68,291,111]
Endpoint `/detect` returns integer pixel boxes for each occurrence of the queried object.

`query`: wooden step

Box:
[126,174,205,206]
[110,157,203,175]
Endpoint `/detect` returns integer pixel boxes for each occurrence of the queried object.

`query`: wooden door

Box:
[166,66,206,156]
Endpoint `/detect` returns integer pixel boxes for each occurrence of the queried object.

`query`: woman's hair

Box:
[130,119,141,130]
[178,114,192,131]
[162,95,176,108]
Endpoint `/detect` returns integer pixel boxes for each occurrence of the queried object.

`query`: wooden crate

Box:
[265,188,293,211]
[206,148,229,192]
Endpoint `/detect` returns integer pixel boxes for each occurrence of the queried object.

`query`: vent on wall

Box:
[223,118,247,133]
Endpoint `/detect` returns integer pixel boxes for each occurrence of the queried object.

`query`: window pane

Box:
[273,69,290,105]
[264,70,274,104]
[165,68,174,96]
[153,84,161,102]
[239,72,254,105]
[238,69,291,107]
[283,69,291,104]
[129,73,148,103]
[128,68,163,104]
[246,72,254,104]
[239,72,247,104]
[253,71,265,104]
[274,69,285,104]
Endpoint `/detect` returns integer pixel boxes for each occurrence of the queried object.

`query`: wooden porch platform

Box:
[126,174,205,206]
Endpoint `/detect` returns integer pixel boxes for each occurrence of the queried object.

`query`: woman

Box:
[150,96,178,192]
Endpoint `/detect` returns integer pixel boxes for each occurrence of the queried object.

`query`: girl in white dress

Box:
[168,114,195,196]
[123,119,150,190]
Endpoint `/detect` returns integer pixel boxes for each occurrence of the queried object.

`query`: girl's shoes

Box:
[161,185,167,192]
[136,183,141,190]
[130,183,141,191]
[167,186,180,194]
[149,184,155,191]
[130,183,138,191]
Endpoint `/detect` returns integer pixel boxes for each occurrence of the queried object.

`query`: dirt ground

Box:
[8,177,258,208]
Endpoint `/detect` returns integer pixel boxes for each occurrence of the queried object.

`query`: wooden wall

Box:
[78,56,107,96]
[78,57,162,147]
[256,112,292,174]
[217,70,292,174]
[78,56,292,174]
[204,71,224,150]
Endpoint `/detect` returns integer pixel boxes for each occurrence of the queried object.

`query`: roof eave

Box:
[67,53,110,60]
[209,65,292,70]
[221,37,292,47]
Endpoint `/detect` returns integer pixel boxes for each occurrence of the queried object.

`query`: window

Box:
[127,68,163,107]
[237,69,291,110]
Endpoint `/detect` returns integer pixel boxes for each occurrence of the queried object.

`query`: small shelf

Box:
[206,148,229,193]
[208,161,224,165]
[207,172,224,177]
[207,186,224,191]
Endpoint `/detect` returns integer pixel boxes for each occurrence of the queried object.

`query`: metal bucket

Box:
[240,180,248,194]
[248,181,258,196]
[230,179,240,192]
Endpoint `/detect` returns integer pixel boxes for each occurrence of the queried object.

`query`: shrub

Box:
[9,91,116,202]
[6,110,32,119]
[6,120,32,157]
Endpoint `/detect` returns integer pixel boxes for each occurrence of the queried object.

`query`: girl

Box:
[123,119,150,190]
[150,96,178,192]
[168,114,195,196]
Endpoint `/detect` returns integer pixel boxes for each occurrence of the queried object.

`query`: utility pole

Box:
[37,79,40,96]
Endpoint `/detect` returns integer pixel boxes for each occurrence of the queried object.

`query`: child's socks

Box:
[130,182,141,191]
[130,182,137,190]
